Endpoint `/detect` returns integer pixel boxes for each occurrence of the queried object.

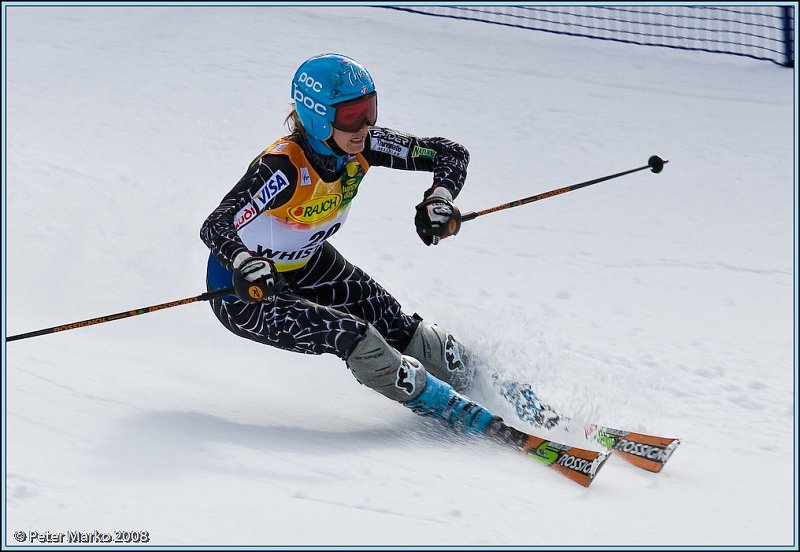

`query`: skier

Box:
[201,53,504,436]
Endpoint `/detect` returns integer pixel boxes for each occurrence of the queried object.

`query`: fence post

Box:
[783,6,795,67]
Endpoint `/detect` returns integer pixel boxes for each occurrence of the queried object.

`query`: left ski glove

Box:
[231,251,286,302]
[415,187,462,246]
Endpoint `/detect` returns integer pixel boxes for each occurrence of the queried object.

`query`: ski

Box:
[492,376,681,473]
[585,424,681,473]
[490,420,610,487]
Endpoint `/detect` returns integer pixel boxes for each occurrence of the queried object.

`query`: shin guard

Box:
[403,318,474,391]
[346,323,426,402]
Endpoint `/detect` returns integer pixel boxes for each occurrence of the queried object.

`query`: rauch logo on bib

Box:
[288,194,341,223]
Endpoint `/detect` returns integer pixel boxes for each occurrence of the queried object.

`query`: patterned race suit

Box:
[200,127,469,359]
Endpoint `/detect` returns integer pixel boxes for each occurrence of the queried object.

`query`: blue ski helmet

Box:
[291,54,376,141]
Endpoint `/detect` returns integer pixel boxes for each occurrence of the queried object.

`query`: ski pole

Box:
[7,156,667,342]
[5,287,235,342]
[461,155,667,222]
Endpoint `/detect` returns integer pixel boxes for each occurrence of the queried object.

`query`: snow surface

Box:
[3,5,797,548]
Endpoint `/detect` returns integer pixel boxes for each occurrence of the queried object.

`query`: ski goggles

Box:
[332,92,378,132]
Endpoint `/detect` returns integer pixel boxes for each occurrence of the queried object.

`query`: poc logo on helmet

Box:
[292,84,327,116]
[298,72,323,92]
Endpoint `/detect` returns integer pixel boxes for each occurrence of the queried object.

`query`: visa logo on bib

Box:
[288,193,341,223]
[253,170,291,210]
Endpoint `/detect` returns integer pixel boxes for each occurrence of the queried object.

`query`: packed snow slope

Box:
[4,5,796,548]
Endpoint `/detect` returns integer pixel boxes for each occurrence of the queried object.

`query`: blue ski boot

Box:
[403,373,500,434]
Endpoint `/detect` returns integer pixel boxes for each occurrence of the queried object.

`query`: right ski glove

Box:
[231,251,286,302]
[414,186,462,246]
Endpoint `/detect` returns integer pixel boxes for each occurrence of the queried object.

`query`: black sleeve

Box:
[200,153,298,270]
[362,127,470,199]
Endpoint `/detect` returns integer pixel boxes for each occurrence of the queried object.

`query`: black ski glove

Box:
[414,187,462,246]
[231,251,285,302]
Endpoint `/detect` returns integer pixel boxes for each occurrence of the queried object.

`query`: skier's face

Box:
[331,125,369,154]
